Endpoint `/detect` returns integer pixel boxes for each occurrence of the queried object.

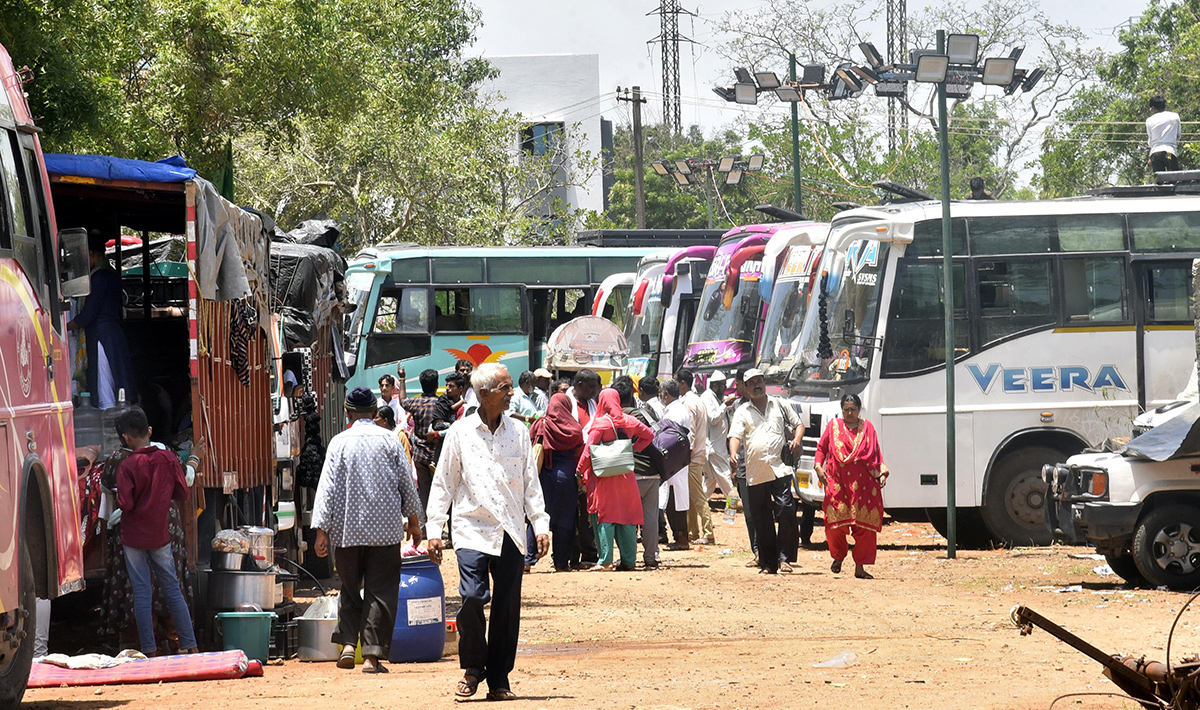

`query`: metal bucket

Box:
[297,617,341,661]
[212,552,247,571]
[240,526,275,571]
[209,570,276,611]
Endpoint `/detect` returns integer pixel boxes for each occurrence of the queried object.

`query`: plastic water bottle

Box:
[724,495,738,524]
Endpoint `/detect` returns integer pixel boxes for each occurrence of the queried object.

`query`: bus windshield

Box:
[625,276,664,359]
[759,276,816,375]
[791,239,890,386]
[686,272,758,356]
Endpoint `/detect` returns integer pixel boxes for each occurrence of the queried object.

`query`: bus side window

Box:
[881,260,968,375]
[1063,257,1127,323]
[373,288,429,333]
[1145,264,1193,322]
[0,131,44,304]
[976,258,1056,345]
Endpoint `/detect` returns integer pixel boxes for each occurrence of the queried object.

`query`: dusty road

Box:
[25,514,1192,709]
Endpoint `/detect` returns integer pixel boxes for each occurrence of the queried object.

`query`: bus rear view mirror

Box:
[59,228,91,298]
[703,287,723,321]
[842,308,855,339]
[640,333,651,354]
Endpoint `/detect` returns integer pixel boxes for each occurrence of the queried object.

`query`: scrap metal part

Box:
[1011,605,1175,709]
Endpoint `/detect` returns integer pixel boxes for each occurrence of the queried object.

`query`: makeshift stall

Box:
[543,315,630,382]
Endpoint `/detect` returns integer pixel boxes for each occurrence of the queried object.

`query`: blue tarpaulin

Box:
[43,154,196,183]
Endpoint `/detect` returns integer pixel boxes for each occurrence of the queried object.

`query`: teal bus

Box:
[343,245,659,395]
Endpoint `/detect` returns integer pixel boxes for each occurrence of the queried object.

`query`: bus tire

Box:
[980,446,1057,547]
[1104,551,1143,585]
[1132,504,1200,591]
[0,539,36,709]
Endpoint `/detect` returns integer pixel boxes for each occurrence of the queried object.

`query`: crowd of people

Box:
[304,359,891,695]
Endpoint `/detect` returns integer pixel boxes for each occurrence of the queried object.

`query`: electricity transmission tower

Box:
[886,0,907,153]
[649,0,694,135]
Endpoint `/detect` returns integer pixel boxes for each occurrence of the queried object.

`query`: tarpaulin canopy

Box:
[44,154,196,183]
[1126,404,1200,461]
[544,316,629,372]
[269,240,346,350]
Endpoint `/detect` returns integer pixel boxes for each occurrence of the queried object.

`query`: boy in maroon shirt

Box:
[115,407,198,655]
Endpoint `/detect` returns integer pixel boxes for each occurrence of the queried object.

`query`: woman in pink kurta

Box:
[814,393,888,579]
[577,389,654,571]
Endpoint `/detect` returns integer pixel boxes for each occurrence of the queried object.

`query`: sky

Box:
[468,0,1148,135]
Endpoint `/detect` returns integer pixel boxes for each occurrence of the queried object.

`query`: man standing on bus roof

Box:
[1147,95,1181,173]
[69,229,138,408]
[968,177,993,200]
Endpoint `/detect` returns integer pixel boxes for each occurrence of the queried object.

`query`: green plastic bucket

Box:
[215,611,277,662]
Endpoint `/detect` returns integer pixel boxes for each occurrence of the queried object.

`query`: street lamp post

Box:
[714,62,828,217]
[651,155,765,228]
[934,29,958,559]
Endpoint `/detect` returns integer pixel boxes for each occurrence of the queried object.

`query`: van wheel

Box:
[0,540,36,709]
[1104,552,1143,585]
[980,446,1057,547]
[1132,504,1200,590]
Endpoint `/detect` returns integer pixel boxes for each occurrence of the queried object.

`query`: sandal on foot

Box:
[486,688,517,701]
[830,559,843,574]
[362,663,389,674]
[588,563,615,572]
[456,674,484,698]
[855,568,874,579]
[336,650,356,669]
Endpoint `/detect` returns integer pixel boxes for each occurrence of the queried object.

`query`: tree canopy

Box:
[1,0,597,247]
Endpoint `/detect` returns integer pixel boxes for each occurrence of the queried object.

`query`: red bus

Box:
[0,44,88,703]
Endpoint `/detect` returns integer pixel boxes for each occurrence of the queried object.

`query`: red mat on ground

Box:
[28,650,252,688]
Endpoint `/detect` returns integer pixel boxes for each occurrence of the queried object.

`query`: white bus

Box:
[785,194,1200,545]
[624,247,715,382]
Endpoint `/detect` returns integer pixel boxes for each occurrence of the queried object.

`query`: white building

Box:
[483,54,608,220]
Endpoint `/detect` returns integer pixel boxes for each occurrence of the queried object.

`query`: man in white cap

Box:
[729,369,803,575]
[701,371,737,503]
[531,368,553,413]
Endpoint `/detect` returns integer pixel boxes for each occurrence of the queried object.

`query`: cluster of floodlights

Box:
[713,34,1044,105]
[650,155,766,187]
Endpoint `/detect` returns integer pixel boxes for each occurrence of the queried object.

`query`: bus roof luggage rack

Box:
[1089,179,1200,197]
[873,180,935,203]
[1155,170,1200,184]
[575,229,726,248]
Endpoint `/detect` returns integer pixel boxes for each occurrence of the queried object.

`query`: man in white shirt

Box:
[428,364,549,702]
[675,369,712,544]
[638,376,665,418]
[377,374,410,431]
[659,379,691,550]
[1147,95,1181,173]
[729,369,803,575]
[701,371,736,502]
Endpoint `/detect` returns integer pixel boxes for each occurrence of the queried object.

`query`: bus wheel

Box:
[0,540,36,708]
[1104,551,1143,585]
[1132,504,1200,591]
[980,446,1056,547]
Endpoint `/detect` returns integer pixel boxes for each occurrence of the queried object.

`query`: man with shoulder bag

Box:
[728,369,803,575]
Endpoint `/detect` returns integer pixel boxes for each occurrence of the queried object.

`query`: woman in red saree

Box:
[814,394,888,579]
[577,388,654,571]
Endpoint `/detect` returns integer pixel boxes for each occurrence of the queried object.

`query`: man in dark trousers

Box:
[428,364,549,701]
[312,386,421,673]
[401,368,443,530]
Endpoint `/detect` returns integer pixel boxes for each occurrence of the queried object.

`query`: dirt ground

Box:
[24,512,1195,710]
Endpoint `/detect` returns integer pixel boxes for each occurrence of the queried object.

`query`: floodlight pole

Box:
[789,53,803,215]
[935,28,957,559]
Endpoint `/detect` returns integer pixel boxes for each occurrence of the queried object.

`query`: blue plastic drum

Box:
[389,556,447,663]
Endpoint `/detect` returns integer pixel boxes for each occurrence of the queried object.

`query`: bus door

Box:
[1136,258,1195,407]
[528,287,589,370]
